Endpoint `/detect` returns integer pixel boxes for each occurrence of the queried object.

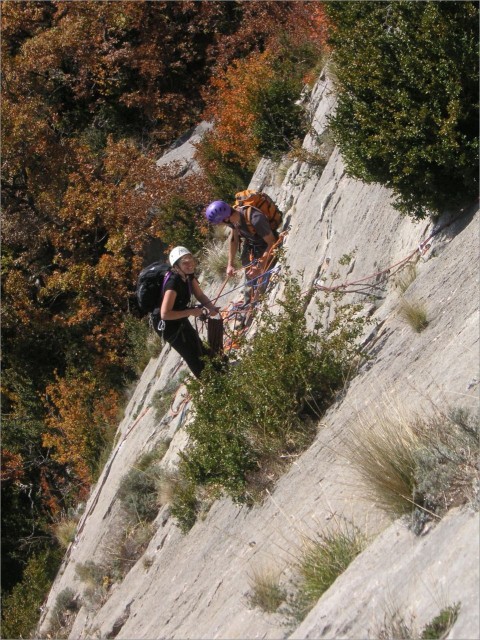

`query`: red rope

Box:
[311,227,439,295]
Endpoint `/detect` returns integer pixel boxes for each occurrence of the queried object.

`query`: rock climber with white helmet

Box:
[152,246,219,378]
[205,200,277,307]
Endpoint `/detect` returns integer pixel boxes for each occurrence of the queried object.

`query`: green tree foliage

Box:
[325,1,479,218]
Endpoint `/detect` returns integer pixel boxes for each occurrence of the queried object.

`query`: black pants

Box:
[153,315,209,379]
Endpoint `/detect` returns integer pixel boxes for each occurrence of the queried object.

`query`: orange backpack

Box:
[234,190,283,236]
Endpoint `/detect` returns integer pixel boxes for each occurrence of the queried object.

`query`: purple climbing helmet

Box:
[205,200,232,224]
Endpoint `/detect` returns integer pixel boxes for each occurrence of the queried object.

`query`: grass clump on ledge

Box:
[247,566,286,613]
[420,603,460,639]
[376,602,460,640]
[398,297,429,332]
[170,275,366,531]
[347,403,479,533]
[287,522,367,624]
[117,443,168,523]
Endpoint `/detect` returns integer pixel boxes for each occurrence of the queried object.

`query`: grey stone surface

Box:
[156,121,212,176]
[37,73,479,640]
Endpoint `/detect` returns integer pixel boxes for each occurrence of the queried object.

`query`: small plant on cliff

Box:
[398,297,429,333]
[421,603,460,639]
[166,473,200,534]
[376,602,460,640]
[117,444,168,523]
[395,263,418,294]
[75,560,111,608]
[287,522,367,623]
[46,588,80,639]
[346,404,479,532]
[247,566,286,613]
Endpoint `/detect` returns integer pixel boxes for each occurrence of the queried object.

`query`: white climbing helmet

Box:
[169,246,192,266]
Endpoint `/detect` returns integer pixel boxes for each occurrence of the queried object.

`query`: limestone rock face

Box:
[37,74,479,640]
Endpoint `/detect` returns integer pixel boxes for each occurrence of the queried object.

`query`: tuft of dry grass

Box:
[395,263,418,293]
[108,522,154,579]
[247,566,286,613]
[375,606,417,640]
[53,517,78,550]
[197,237,241,284]
[347,404,420,516]
[346,402,479,531]
[398,297,428,332]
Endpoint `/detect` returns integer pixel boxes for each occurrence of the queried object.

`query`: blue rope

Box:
[214,265,281,302]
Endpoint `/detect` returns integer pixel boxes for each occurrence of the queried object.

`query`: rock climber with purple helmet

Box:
[205,200,277,306]
[152,246,219,378]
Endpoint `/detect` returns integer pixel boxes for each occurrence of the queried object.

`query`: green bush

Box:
[156,194,207,255]
[252,76,307,157]
[325,1,479,218]
[252,37,322,158]
[124,315,162,376]
[194,132,254,202]
[174,276,365,517]
[168,475,200,534]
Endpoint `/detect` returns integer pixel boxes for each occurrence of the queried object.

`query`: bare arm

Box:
[253,231,277,273]
[227,228,239,277]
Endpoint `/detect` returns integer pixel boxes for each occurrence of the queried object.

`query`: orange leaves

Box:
[1,268,41,328]
[205,51,275,168]
[308,3,331,50]
[201,3,329,169]
[1,449,24,484]
[43,371,120,487]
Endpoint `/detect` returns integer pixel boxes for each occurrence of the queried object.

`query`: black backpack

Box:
[136,262,172,315]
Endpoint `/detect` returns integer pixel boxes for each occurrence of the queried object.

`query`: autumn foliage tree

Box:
[196,2,329,196]
[1,3,328,624]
